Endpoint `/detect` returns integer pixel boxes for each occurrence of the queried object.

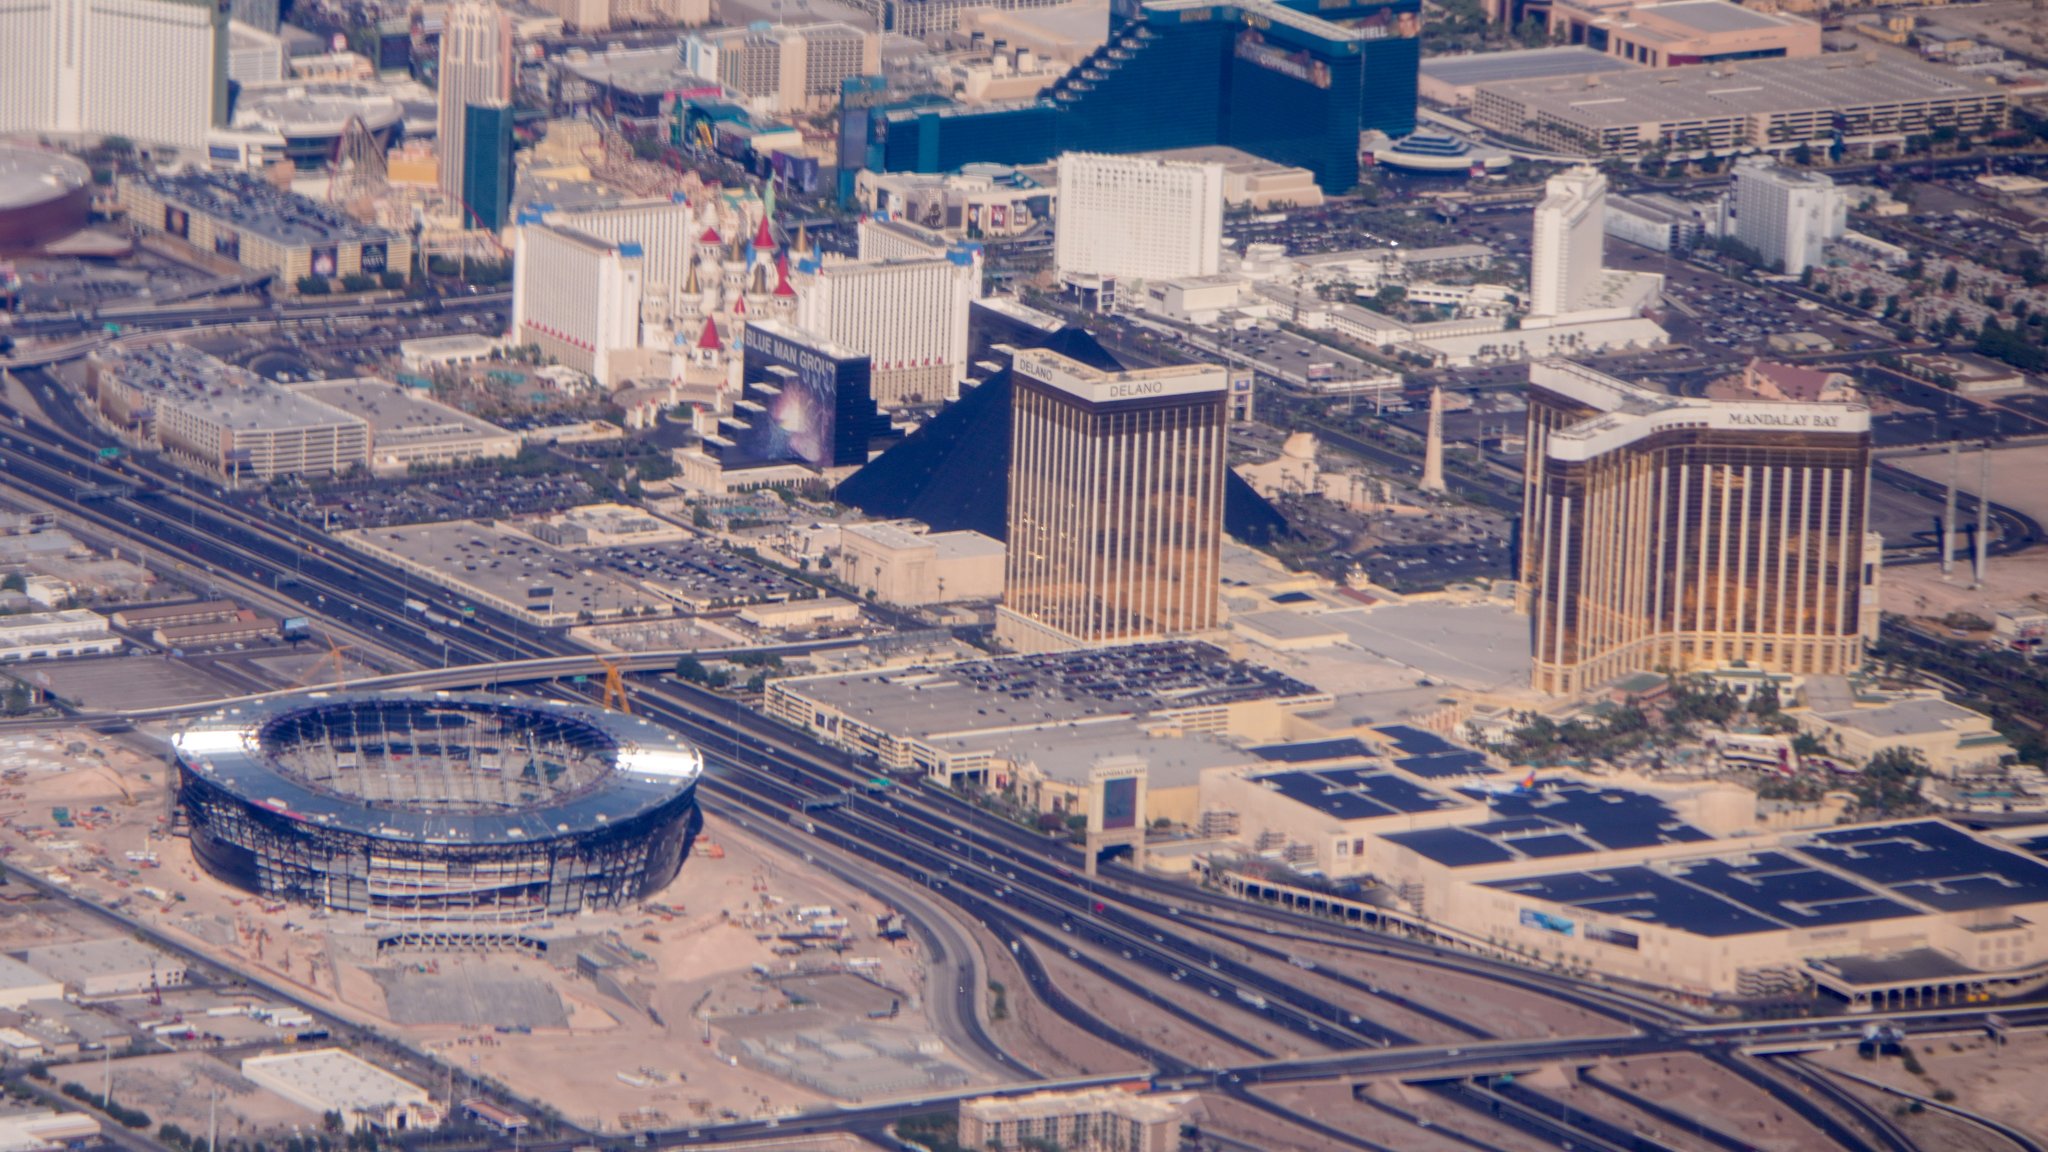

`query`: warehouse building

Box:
[21,939,186,998]
[0,611,120,662]
[241,1050,438,1133]
[108,601,242,632]
[1469,50,2005,158]
[118,170,408,293]
[0,957,64,1011]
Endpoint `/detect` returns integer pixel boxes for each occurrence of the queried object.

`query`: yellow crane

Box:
[598,658,633,714]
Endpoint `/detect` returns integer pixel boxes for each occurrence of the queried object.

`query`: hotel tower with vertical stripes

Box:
[1520,360,1875,696]
[996,349,1229,654]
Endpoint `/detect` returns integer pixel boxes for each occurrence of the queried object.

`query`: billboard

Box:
[733,325,845,468]
[1235,31,1332,89]
[1585,925,1639,950]
[990,205,1007,231]
[309,246,339,278]
[359,241,388,275]
[213,232,241,262]
[1099,776,1138,831]
[1519,909,1575,936]
[165,206,190,239]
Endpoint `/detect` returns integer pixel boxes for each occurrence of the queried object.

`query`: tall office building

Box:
[1529,165,1607,317]
[0,0,227,151]
[996,349,1229,654]
[438,0,513,203]
[1053,152,1225,291]
[859,0,1421,194]
[462,101,516,232]
[1519,359,1873,696]
[1731,157,1846,277]
[795,252,982,407]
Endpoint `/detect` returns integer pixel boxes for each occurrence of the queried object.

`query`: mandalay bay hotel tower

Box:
[1520,360,1876,696]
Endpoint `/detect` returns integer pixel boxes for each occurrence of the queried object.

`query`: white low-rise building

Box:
[21,939,184,998]
[242,1049,439,1133]
[838,523,1004,606]
[0,611,120,662]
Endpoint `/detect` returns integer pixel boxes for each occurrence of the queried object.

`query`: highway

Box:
[0,379,2035,1150]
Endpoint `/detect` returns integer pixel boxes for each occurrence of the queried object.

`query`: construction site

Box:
[0,713,996,1134]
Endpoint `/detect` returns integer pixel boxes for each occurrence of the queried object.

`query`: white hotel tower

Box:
[1528,165,1608,318]
[1053,152,1225,297]
[0,0,226,151]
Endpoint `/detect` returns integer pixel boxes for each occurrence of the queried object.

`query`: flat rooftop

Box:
[1254,765,1464,821]
[1488,819,2048,938]
[559,47,712,97]
[1317,602,1529,692]
[1477,51,1998,128]
[1421,46,1635,87]
[132,170,395,247]
[21,938,178,982]
[1810,697,1993,738]
[233,81,405,136]
[1799,821,2048,912]
[1636,0,1797,34]
[292,378,513,446]
[342,520,666,620]
[1386,778,1711,867]
[97,345,365,433]
[242,1049,428,1110]
[939,725,1253,788]
[781,641,1327,740]
[595,540,814,606]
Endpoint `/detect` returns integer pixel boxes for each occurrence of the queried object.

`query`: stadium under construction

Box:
[173,692,704,918]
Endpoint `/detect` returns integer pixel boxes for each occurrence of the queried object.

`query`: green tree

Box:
[1858,747,1929,816]
[297,276,332,296]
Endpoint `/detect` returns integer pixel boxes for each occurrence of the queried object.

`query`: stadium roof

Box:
[173,692,701,844]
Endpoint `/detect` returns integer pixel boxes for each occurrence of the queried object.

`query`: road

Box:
[0,378,2036,1150]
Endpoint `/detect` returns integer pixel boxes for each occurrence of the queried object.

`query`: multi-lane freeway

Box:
[0,375,2035,1151]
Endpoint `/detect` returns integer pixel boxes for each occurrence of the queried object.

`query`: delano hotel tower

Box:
[1521,360,1874,696]
[996,350,1228,654]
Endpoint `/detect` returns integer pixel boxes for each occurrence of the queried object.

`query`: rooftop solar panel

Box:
[1486,868,1782,937]
[1395,751,1497,778]
[1377,725,1459,755]
[1384,828,1516,867]
[1248,738,1374,763]
[1798,821,2048,910]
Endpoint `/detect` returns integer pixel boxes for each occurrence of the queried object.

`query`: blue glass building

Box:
[856,0,1419,193]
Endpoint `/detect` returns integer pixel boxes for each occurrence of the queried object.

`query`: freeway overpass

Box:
[46,641,864,723]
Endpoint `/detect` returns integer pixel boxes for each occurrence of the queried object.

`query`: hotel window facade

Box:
[1520,360,1871,695]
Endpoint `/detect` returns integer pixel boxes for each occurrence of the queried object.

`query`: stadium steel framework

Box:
[174,692,704,918]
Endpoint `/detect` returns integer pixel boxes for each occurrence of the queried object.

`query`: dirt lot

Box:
[0,724,1020,1133]
[1589,1052,1842,1152]
[1813,1030,2048,1144]
[89,1052,321,1139]
[964,917,1145,1079]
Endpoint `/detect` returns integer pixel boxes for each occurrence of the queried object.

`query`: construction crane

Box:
[598,658,633,714]
[292,637,352,689]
